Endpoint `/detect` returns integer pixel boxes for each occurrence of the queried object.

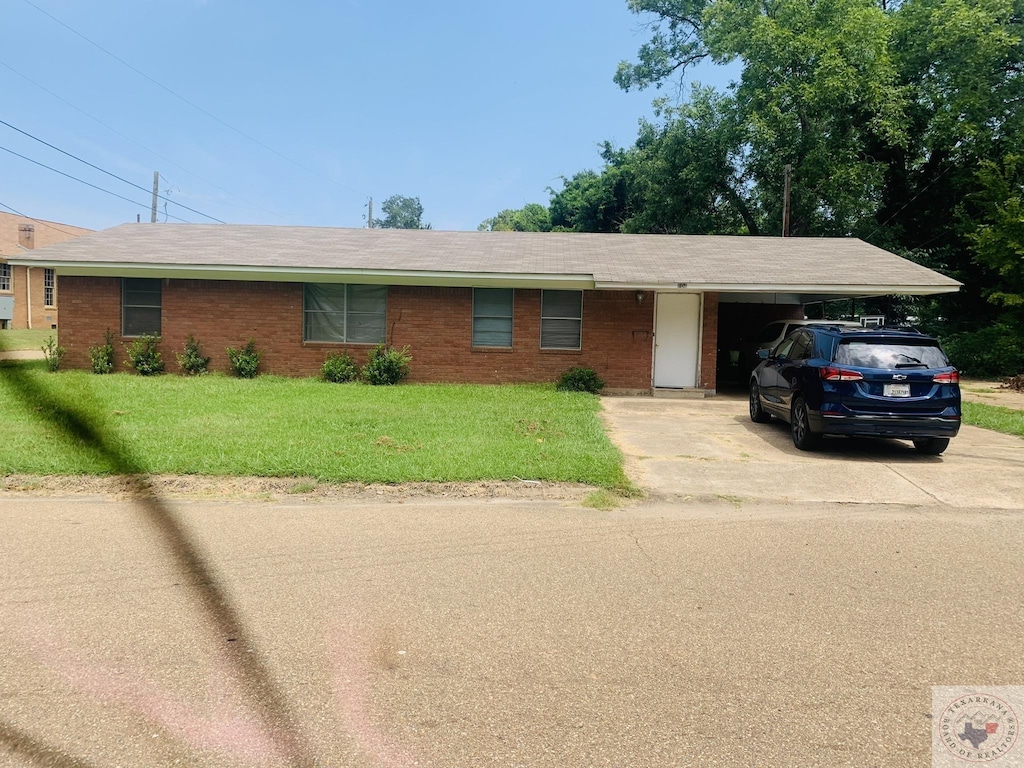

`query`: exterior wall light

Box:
[636,291,646,305]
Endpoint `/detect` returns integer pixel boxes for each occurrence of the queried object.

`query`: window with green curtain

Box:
[122,278,162,337]
[303,284,386,343]
[540,290,582,349]
[473,288,513,347]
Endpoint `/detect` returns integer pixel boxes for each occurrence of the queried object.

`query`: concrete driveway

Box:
[601,394,1024,509]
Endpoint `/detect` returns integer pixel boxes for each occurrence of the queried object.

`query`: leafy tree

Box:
[478,203,552,231]
[373,195,431,229]
[549,145,642,232]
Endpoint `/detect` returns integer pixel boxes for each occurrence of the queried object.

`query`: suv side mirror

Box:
[757,348,771,360]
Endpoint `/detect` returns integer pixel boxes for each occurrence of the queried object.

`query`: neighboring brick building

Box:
[10,224,961,393]
[0,212,91,330]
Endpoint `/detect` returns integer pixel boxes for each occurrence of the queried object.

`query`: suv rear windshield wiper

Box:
[894,353,925,368]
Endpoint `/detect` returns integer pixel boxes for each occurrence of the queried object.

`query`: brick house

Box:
[9,223,960,393]
[0,212,92,330]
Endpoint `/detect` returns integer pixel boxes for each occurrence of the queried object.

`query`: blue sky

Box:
[2,0,735,233]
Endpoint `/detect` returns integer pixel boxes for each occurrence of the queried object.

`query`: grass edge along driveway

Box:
[0,365,628,488]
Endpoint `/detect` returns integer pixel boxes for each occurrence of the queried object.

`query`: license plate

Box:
[884,383,911,398]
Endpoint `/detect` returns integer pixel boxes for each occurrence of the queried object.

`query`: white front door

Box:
[653,293,701,388]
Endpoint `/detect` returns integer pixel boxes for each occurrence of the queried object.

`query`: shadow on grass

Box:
[0,358,315,765]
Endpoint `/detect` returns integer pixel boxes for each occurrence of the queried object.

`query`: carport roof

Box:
[10,223,961,296]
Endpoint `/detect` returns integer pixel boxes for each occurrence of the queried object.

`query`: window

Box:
[303,284,386,343]
[473,288,513,347]
[122,278,162,336]
[789,331,814,361]
[540,290,583,350]
[44,268,55,306]
[0,263,10,292]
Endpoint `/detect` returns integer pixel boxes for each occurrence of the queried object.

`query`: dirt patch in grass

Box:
[0,473,604,503]
[960,379,1024,411]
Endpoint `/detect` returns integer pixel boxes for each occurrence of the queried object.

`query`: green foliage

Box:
[941,326,1024,378]
[321,352,358,383]
[88,330,115,375]
[125,334,165,376]
[556,366,606,393]
[41,336,65,372]
[362,344,411,385]
[176,334,211,376]
[226,339,261,379]
[373,194,431,229]
[478,203,552,232]
[963,402,1024,439]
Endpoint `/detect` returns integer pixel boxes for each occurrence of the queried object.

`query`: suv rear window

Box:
[835,340,950,369]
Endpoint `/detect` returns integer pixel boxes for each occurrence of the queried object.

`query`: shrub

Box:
[362,344,411,385]
[125,334,165,375]
[88,329,116,375]
[941,324,1024,378]
[556,366,605,393]
[41,335,66,372]
[227,338,261,378]
[177,334,211,375]
[321,352,358,383]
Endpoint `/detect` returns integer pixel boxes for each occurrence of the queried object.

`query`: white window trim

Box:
[539,290,584,351]
[0,263,11,293]
[121,278,162,337]
[302,283,387,344]
[472,288,514,348]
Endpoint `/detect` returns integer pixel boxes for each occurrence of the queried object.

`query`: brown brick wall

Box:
[700,292,719,392]
[0,213,91,329]
[57,277,660,388]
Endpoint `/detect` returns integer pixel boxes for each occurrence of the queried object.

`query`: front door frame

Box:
[652,292,704,389]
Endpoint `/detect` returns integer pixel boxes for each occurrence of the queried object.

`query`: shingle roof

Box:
[11,222,961,294]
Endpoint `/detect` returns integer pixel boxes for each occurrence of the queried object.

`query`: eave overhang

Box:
[4,260,597,290]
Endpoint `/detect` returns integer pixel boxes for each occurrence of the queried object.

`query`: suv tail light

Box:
[820,367,864,382]
[933,370,960,384]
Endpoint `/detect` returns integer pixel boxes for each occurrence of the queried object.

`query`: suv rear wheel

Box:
[749,382,771,423]
[913,437,950,455]
[791,397,821,451]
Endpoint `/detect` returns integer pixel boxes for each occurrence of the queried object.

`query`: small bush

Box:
[88,329,116,375]
[941,324,1024,378]
[177,334,211,375]
[362,344,411,385]
[125,334,165,375]
[41,335,66,372]
[556,366,605,393]
[227,338,261,378]
[321,352,358,383]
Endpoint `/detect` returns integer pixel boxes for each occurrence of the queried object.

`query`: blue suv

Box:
[749,325,961,454]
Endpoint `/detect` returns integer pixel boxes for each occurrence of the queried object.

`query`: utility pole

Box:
[782,164,792,237]
[368,197,373,228]
[151,171,159,223]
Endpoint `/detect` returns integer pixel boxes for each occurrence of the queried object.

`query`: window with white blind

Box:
[44,268,55,306]
[303,284,386,343]
[472,288,513,347]
[540,290,583,350]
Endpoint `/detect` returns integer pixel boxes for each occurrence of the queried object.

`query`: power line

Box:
[0,144,191,223]
[0,118,225,223]
[0,58,289,221]
[19,0,363,196]
[0,200,87,238]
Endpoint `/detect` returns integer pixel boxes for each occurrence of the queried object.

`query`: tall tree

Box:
[373,195,431,229]
[478,204,552,231]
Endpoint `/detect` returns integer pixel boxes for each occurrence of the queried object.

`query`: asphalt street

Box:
[2,492,1022,768]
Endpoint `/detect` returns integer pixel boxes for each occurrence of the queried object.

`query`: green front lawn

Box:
[963,401,1024,439]
[0,328,52,351]
[0,366,627,487]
